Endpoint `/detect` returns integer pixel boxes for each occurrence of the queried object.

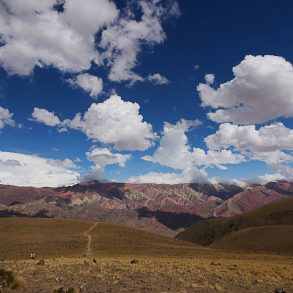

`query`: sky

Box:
[0,0,293,187]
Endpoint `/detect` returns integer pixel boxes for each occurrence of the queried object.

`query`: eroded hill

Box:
[0,180,292,237]
[176,197,293,253]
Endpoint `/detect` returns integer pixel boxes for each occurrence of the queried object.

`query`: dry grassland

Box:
[1,254,293,293]
[0,218,292,292]
[0,218,91,259]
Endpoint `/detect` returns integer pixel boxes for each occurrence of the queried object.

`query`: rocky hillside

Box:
[0,180,292,236]
[176,197,293,253]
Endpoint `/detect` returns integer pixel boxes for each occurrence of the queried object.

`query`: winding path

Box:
[83,221,98,257]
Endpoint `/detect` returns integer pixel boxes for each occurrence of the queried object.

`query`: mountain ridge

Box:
[176,197,293,253]
[0,180,291,237]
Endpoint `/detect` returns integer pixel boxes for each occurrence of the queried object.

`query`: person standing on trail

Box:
[30,252,36,260]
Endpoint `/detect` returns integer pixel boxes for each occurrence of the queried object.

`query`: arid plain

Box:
[0,218,292,293]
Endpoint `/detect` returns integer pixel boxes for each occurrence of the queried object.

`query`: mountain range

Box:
[0,180,292,236]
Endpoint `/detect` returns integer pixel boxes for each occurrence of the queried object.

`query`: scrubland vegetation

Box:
[0,214,292,292]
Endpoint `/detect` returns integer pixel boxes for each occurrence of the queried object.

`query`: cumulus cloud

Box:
[0,106,15,129]
[0,0,179,83]
[31,107,61,126]
[228,164,293,186]
[143,120,197,170]
[147,73,170,85]
[85,147,131,179]
[257,173,288,184]
[143,119,244,171]
[0,159,21,167]
[268,165,293,182]
[46,158,77,169]
[31,95,156,151]
[251,151,293,165]
[197,55,293,124]
[0,151,79,187]
[127,167,207,184]
[0,0,118,75]
[205,122,293,165]
[206,123,293,152]
[254,164,293,184]
[98,0,180,82]
[64,95,156,150]
[67,73,103,98]
[192,148,245,170]
[204,74,215,84]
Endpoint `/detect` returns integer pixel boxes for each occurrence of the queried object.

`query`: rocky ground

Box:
[1,253,292,293]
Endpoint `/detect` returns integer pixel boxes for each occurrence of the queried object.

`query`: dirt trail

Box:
[83,221,98,257]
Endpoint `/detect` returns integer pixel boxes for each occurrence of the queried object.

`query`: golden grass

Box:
[0,268,26,290]
[0,218,204,260]
[1,255,293,292]
[0,218,91,259]
[89,221,204,258]
[0,218,292,292]
[211,225,293,253]
[176,197,293,252]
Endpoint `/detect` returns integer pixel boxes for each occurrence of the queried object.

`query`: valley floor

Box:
[1,253,293,293]
[1,218,292,292]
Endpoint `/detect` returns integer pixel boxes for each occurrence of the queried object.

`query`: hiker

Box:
[30,252,36,260]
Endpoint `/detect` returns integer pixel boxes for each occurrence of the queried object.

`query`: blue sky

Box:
[0,0,292,187]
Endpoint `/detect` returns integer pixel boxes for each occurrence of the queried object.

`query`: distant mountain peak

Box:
[0,181,291,237]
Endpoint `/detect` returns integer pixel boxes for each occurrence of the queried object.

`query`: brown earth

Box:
[176,197,293,253]
[210,225,293,253]
[2,254,293,293]
[0,218,292,292]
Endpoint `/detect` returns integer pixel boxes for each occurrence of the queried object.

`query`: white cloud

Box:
[98,0,180,82]
[142,120,197,170]
[143,119,244,170]
[0,159,21,167]
[205,122,293,166]
[127,167,207,184]
[31,95,156,151]
[257,172,288,184]
[147,73,170,85]
[272,164,293,179]
[0,151,80,187]
[206,123,293,153]
[257,164,293,183]
[31,107,61,126]
[209,176,248,188]
[251,151,293,165]
[46,158,77,169]
[64,95,156,150]
[0,106,15,129]
[0,0,179,83]
[192,148,245,170]
[0,0,118,75]
[68,73,103,98]
[63,0,118,37]
[204,74,214,84]
[236,164,293,185]
[197,55,293,124]
[86,147,131,179]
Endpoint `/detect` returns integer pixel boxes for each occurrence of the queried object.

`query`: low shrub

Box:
[0,269,26,290]
[52,287,77,293]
